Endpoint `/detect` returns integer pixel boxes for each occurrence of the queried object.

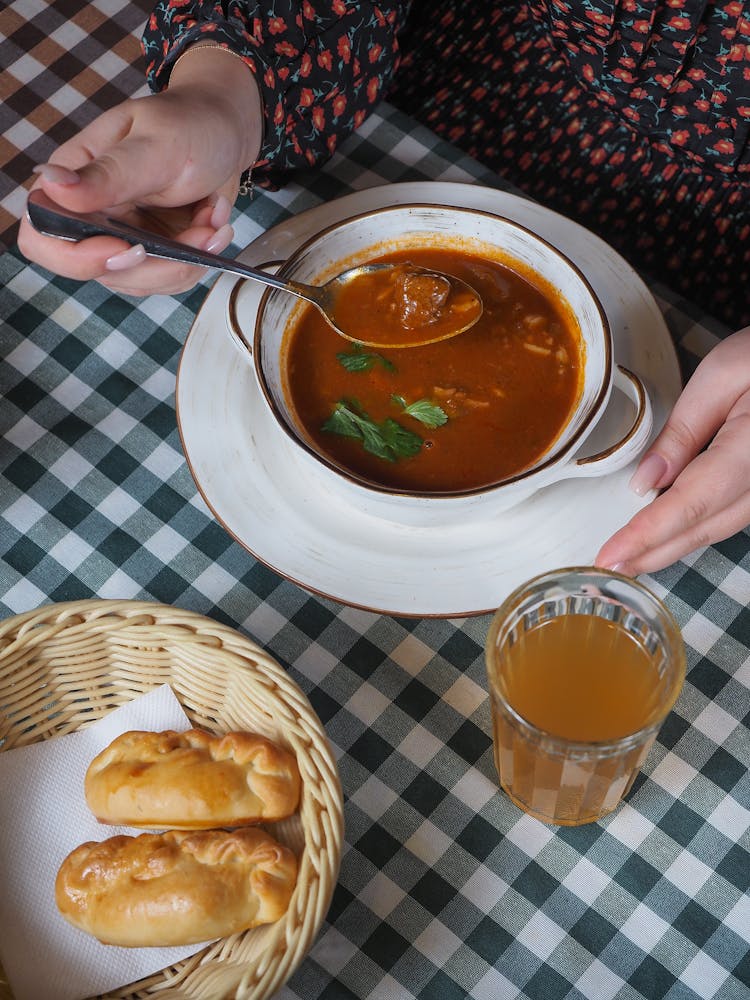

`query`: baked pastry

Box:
[56,827,298,947]
[84,729,301,829]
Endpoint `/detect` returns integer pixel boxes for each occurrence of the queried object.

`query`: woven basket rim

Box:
[0,598,345,1000]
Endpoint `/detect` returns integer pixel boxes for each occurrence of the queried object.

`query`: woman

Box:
[17,1,750,578]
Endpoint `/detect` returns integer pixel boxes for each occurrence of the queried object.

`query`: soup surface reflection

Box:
[283,247,584,492]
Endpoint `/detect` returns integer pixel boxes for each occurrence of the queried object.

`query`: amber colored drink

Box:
[485,569,686,826]
[499,615,669,743]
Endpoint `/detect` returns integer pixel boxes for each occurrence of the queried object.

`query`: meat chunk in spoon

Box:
[395,268,452,328]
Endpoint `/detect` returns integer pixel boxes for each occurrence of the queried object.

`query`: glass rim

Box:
[485,565,687,755]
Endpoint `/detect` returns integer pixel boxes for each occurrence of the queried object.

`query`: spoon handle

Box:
[25,189,308,298]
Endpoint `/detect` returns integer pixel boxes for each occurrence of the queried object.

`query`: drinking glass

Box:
[485,567,686,825]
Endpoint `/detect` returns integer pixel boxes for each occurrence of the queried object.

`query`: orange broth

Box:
[332,261,483,347]
[283,247,584,492]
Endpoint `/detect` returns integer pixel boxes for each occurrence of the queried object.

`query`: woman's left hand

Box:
[596,326,750,575]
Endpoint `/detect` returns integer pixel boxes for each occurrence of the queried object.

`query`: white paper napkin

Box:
[0,684,215,1000]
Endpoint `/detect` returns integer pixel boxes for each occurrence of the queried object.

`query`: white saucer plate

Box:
[176,181,682,618]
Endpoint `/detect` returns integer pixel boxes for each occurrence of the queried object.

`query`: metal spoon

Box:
[26,189,483,348]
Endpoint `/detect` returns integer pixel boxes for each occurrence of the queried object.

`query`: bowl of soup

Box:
[228,204,652,526]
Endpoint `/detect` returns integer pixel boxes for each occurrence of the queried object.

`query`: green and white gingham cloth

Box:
[1,104,748,1000]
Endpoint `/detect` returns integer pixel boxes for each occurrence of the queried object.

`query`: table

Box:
[1,3,749,999]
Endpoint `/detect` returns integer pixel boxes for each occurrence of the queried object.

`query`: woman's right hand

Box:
[17,46,263,297]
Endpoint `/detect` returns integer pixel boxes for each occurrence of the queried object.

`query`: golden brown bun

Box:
[55,828,298,947]
[84,729,301,829]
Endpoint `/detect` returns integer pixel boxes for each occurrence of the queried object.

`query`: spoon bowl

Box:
[25,190,482,347]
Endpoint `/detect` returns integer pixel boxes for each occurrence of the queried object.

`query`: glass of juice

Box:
[485,567,686,826]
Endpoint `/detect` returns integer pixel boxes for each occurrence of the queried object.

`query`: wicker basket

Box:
[0,600,344,1000]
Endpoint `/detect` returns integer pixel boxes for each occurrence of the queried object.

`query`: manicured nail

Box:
[32,163,80,186]
[209,195,232,230]
[628,453,668,496]
[205,224,233,253]
[105,244,147,271]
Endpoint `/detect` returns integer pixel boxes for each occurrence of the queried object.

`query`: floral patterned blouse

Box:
[142,1,411,187]
[142,1,750,327]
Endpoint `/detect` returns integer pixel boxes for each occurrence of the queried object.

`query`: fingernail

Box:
[105,244,147,271]
[629,453,668,496]
[32,163,80,186]
[603,562,624,574]
[205,224,233,253]
[210,195,232,229]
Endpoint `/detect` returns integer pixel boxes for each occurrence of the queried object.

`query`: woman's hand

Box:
[17,47,262,297]
[597,327,750,575]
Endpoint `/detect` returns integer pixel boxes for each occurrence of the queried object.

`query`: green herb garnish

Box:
[392,395,448,429]
[336,343,396,373]
[322,400,422,462]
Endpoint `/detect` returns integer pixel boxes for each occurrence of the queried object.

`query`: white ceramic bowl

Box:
[228,204,652,526]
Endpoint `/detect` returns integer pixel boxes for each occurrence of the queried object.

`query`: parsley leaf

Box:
[321,403,362,439]
[336,343,396,373]
[322,401,422,462]
[379,418,423,459]
[392,395,448,429]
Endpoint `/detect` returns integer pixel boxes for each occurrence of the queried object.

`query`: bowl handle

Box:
[566,365,654,479]
[225,263,285,358]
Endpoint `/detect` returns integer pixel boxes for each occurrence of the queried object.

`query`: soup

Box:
[283,246,584,493]
[331,261,483,347]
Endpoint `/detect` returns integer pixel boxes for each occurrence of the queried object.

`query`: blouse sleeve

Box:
[141,1,411,187]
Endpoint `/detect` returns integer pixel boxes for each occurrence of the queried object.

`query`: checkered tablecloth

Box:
[0,0,153,251]
[1,4,749,1000]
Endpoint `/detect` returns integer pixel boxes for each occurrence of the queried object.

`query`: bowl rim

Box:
[247,202,612,500]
